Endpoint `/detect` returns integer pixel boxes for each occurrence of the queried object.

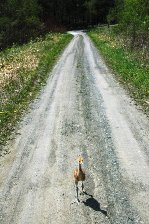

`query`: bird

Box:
[74,156,86,202]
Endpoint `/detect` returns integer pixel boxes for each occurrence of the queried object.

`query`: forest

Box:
[0,0,149,50]
[1,0,114,49]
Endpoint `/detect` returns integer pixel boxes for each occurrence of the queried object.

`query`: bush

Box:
[108,0,149,51]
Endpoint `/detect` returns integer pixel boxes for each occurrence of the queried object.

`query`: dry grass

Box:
[0,48,39,86]
[0,34,65,87]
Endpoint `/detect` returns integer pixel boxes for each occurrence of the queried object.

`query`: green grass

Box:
[0,33,72,151]
[88,27,149,114]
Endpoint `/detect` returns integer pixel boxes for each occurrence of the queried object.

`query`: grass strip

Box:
[88,27,149,114]
[0,33,72,151]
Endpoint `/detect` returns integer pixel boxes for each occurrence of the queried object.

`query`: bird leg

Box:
[82,182,84,193]
[75,181,79,202]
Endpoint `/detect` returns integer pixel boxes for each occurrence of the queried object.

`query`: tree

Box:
[107,0,149,49]
[119,0,149,48]
[0,0,41,49]
[1,0,116,49]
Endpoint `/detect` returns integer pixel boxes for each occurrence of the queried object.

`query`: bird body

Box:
[74,166,85,182]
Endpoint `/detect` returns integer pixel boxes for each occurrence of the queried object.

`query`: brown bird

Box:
[74,156,86,201]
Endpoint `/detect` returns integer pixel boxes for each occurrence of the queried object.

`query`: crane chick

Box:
[74,156,85,202]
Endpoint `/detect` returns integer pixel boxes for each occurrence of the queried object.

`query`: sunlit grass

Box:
[0,33,72,150]
[88,28,149,114]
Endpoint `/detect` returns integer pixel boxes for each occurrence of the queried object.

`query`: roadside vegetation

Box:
[107,0,149,52]
[88,27,149,114]
[88,0,149,114]
[0,33,72,151]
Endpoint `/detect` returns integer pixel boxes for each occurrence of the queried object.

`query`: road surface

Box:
[0,31,149,224]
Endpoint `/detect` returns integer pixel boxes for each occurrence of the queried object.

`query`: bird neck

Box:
[79,163,82,171]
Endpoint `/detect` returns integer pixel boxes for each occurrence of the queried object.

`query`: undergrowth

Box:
[0,33,72,151]
[88,27,149,114]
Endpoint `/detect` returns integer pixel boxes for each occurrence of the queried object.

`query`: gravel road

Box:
[0,31,149,224]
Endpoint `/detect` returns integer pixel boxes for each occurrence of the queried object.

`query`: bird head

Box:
[78,156,84,164]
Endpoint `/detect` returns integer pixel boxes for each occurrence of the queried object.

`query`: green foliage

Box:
[0,0,114,50]
[0,0,115,49]
[108,0,149,50]
[0,33,72,150]
[88,28,149,113]
[84,0,114,24]
[107,0,124,25]
[0,0,42,49]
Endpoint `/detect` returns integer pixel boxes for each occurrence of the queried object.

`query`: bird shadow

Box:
[82,193,107,217]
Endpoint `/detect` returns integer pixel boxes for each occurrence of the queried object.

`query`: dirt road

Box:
[0,31,149,224]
